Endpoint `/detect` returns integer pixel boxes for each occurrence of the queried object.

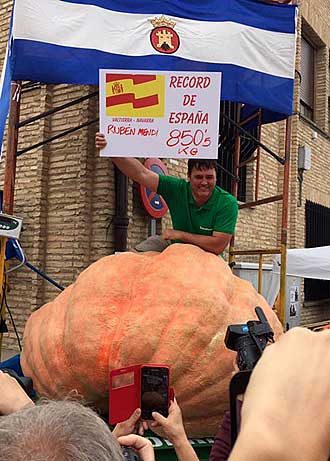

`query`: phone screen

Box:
[141,366,169,420]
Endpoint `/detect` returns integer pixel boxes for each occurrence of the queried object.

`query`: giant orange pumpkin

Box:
[21,244,282,436]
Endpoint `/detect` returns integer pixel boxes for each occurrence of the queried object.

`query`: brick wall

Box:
[234,120,286,263]
[1,0,330,350]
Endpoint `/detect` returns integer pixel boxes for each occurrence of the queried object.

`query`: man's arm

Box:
[228,424,287,461]
[162,229,232,255]
[0,370,34,415]
[95,133,159,191]
[229,328,330,461]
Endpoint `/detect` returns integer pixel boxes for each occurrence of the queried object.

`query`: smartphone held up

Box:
[140,365,169,420]
[109,363,172,425]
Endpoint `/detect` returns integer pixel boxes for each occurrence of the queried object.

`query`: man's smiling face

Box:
[188,166,217,206]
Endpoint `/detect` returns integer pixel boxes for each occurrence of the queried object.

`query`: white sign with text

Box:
[99,69,221,159]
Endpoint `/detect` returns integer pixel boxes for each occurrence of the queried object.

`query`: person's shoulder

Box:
[159,174,187,186]
[157,174,188,196]
[214,186,238,206]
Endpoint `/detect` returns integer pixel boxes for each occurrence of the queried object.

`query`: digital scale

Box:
[0,213,23,239]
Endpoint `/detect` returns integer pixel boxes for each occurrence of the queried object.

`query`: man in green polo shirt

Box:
[95,132,238,256]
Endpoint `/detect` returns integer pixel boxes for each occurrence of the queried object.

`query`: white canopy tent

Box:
[265,246,330,307]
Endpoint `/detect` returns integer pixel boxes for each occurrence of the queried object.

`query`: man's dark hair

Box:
[187,159,217,176]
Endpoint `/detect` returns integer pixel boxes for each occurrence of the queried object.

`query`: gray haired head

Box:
[0,400,124,461]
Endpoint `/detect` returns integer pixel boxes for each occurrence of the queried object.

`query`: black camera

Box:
[225,306,275,371]
[121,447,139,461]
[225,307,275,446]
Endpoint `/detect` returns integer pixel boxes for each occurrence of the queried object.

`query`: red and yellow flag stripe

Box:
[105,74,165,118]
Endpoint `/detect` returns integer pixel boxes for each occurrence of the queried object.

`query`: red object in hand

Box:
[109,364,171,424]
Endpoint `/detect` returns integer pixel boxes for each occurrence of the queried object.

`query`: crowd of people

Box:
[0,368,197,461]
[2,327,330,460]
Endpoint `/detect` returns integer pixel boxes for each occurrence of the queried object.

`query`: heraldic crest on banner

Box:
[149,15,180,54]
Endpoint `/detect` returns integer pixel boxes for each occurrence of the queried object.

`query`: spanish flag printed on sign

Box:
[106,74,165,118]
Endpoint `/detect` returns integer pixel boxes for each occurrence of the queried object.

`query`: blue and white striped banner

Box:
[0,0,297,153]
[0,5,15,157]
